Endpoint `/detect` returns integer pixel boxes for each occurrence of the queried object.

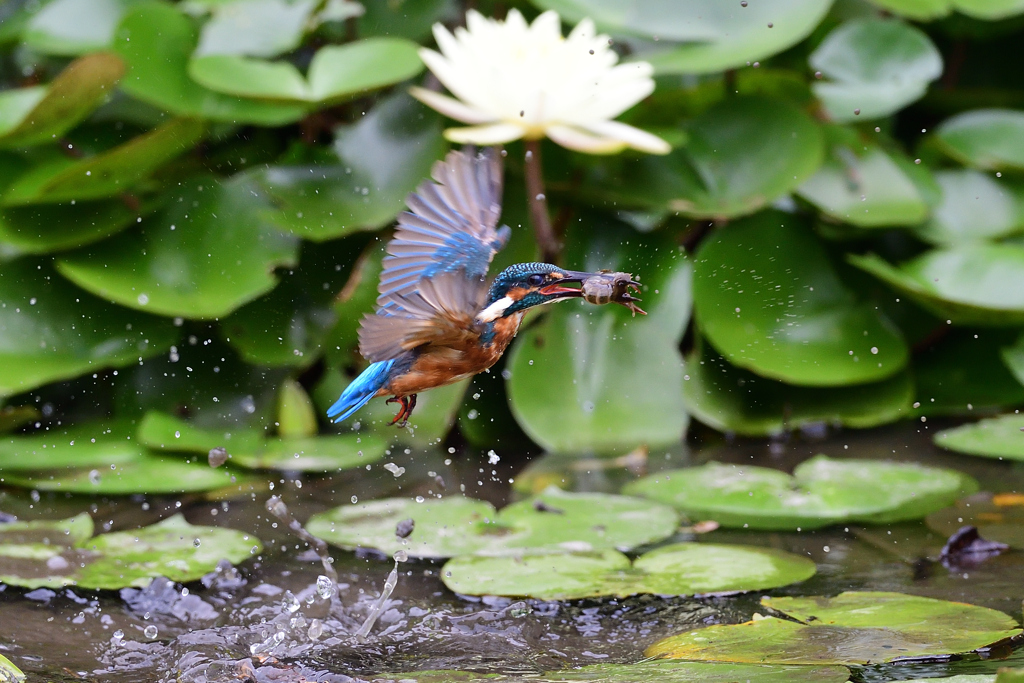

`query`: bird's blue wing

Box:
[375,147,510,315]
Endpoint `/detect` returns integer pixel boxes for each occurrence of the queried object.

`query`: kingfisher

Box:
[327,147,640,427]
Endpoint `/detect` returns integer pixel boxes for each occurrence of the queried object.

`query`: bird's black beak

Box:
[537,270,599,299]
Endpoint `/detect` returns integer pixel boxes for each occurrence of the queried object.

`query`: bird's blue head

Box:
[477,262,601,322]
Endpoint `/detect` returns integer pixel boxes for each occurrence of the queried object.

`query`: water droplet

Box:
[111,629,124,646]
[308,619,323,640]
[283,591,301,613]
[193,538,201,548]
[88,470,101,485]
[351,495,358,504]
[316,575,334,599]
[137,293,149,305]
[143,625,158,639]
[394,550,409,563]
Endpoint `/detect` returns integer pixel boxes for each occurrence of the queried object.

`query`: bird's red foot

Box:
[386,394,418,427]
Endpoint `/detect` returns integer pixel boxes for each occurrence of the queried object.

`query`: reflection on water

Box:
[2,421,1024,681]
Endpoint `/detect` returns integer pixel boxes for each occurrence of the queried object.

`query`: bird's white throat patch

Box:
[476,296,514,323]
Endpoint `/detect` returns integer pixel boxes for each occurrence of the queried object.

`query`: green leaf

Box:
[3,118,206,206]
[915,170,1024,245]
[936,110,1024,171]
[323,240,386,367]
[250,93,445,240]
[927,491,1024,549]
[953,0,1024,19]
[113,1,308,125]
[934,414,1024,461]
[21,0,131,55]
[193,0,319,58]
[0,259,177,398]
[694,212,908,386]
[188,38,424,102]
[648,591,1022,664]
[849,246,1024,326]
[0,197,161,255]
[441,542,816,600]
[137,411,264,453]
[0,53,125,148]
[683,342,913,437]
[306,488,680,559]
[359,0,457,42]
[865,0,950,20]
[507,225,691,455]
[0,654,25,683]
[624,455,976,530]
[581,97,823,219]
[538,661,850,683]
[0,421,145,470]
[277,379,317,438]
[810,19,941,123]
[797,143,932,227]
[915,330,1024,415]
[0,513,261,590]
[2,455,257,494]
[56,176,300,319]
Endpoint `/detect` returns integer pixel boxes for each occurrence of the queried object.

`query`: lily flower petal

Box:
[444,123,526,145]
[546,124,629,155]
[409,87,496,125]
[581,120,672,155]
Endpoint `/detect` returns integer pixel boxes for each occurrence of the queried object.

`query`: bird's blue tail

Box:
[327,360,395,423]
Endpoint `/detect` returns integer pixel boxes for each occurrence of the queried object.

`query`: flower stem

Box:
[523,139,560,263]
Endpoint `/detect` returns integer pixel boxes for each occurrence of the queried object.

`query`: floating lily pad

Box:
[0,53,124,148]
[0,197,160,255]
[914,330,1024,416]
[56,176,299,319]
[936,110,1024,171]
[0,421,144,470]
[809,18,942,122]
[250,92,445,241]
[0,259,177,398]
[683,343,913,437]
[623,455,976,530]
[113,1,308,125]
[1,455,256,495]
[193,0,318,58]
[927,492,1024,549]
[935,414,1024,461]
[537,661,850,683]
[189,38,423,103]
[442,542,815,601]
[2,118,205,206]
[915,170,1024,245]
[648,591,1022,664]
[693,212,908,386]
[797,143,932,227]
[869,0,1024,19]
[277,379,316,438]
[0,654,24,683]
[0,513,261,590]
[306,488,680,559]
[507,224,691,455]
[849,246,1024,326]
[21,0,130,55]
[137,411,264,454]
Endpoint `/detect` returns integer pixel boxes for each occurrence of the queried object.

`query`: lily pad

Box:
[277,378,316,438]
[809,19,942,122]
[441,542,816,601]
[250,92,445,241]
[934,414,1024,461]
[507,224,691,455]
[683,343,914,437]
[0,52,125,148]
[306,488,680,559]
[915,170,1024,245]
[623,455,976,530]
[693,212,908,386]
[113,1,308,125]
[797,143,933,227]
[193,0,318,58]
[0,197,160,255]
[21,0,131,55]
[849,246,1024,326]
[0,513,261,590]
[914,330,1024,416]
[869,0,1024,19]
[188,38,423,103]
[2,118,205,206]
[0,654,24,683]
[926,492,1024,549]
[649,592,1021,665]
[137,411,264,454]
[56,176,299,319]
[0,258,177,398]
[0,421,144,471]
[537,661,850,683]
[936,110,1024,171]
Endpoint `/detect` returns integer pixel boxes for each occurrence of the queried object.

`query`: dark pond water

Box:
[2,421,1024,682]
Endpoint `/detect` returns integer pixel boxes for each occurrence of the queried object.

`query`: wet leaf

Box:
[914,170,1024,245]
[113,1,308,125]
[0,53,125,148]
[0,259,177,398]
[189,38,423,103]
[0,653,24,683]
[623,455,976,530]
[936,110,1024,171]
[797,143,933,227]
[277,379,317,438]
[868,0,1024,19]
[810,19,942,122]
[0,421,144,470]
[21,0,131,55]
[693,212,908,386]
[360,0,457,42]
[934,414,1024,461]
[306,488,680,559]
[323,240,386,366]
[2,118,205,206]
[56,176,299,319]
[0,513,261,590]
[849,246,1024,326]
[927,492,1024,549]
[648,591,1022,664]
[193,0,319,58]
[250,93,445,241]
[137,411,263,454]
[0,197,160,255]
[441,542,816,601]
[507,224,691,455]
[914,330,1024,416]
[536,661,850,683]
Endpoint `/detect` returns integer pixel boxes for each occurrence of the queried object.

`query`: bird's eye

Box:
[527,274,545,287]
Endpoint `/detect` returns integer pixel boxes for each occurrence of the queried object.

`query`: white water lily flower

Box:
[410,9,670,155]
